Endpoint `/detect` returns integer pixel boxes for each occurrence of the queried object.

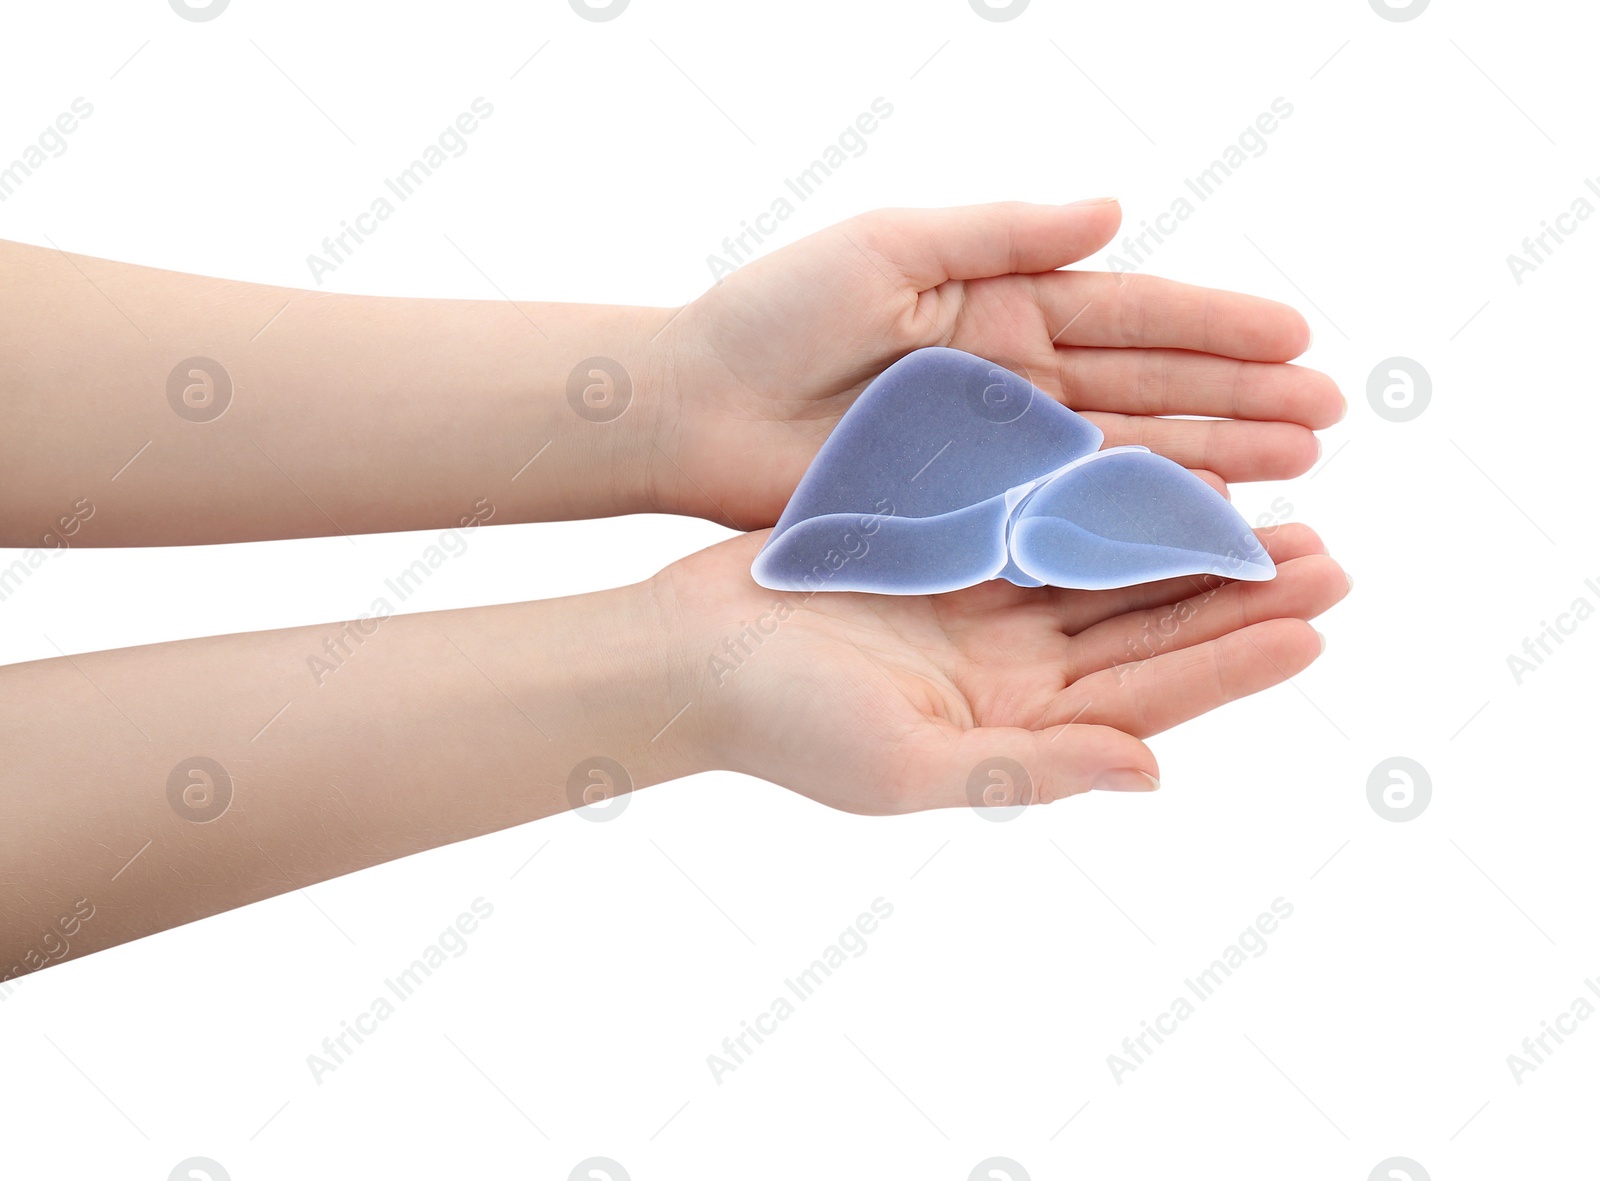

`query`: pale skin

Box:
[0,200,1349,978]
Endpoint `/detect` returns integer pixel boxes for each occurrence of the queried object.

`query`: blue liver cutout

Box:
[751,347,1275,594]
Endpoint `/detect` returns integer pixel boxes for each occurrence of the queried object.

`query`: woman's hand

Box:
[650,200,1344,528]
[658,522,1350,815]
[0,510,1345,972]
[1,209,1339,546]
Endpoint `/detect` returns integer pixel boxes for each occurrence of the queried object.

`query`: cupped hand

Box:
[649,200,1343,529]
[657,523,1349,815]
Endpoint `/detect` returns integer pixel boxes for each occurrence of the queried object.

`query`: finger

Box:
[849,200,1123,289]
[1047,617,1325,738]
[1192,469,1229,499]
[1053,522,1326,634]
[1082,411,1320,482]
[897,722,1159,813]
[1035,270,1310,361]
[1057,347,1345,429]
[1064,554,1349,679]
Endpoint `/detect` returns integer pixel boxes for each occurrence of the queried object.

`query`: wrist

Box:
[625,299,713,520]
[497,301,687,521]
[573,302,692,520]
[511,575,718,796]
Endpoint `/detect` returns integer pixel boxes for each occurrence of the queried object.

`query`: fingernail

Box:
[1070,196,1118,206]
[1345,570,1355,592]
[1313,435,1323,461]
[1314,629,1327,655]
[1336,393,1349,423]
[1092,769,1160,792]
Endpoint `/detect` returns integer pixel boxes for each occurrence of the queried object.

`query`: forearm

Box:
[0,578,707,977]
[0,239,681,546]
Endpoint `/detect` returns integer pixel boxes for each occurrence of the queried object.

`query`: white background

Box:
[1,1,1595,1177]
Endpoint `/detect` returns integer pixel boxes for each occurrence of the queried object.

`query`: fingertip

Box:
[1323,556,1353,604]
[1291,368,1348,430]
[1252,301,1313,363]
[1063,196,1122,231]
[1290,314,1313,359]
[1192,469,1231,500]
[1036,722,1158,803]
[1299,550,1349,587]
[1091,768,1161,792]
[1055,197,1122,260]
[1269,553,1352,623]
[1258,521,1326,560]
[913,720,1161,816]
[880,201,1127,287]
[1280,427,1322,478]
[1265,616,1325,674]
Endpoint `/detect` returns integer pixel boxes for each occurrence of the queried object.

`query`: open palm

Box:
[652,200,1343,529]
[661,523,1348,815]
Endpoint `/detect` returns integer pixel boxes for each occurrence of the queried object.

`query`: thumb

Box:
[901,723,1159,814]
[846,199,1123,291]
